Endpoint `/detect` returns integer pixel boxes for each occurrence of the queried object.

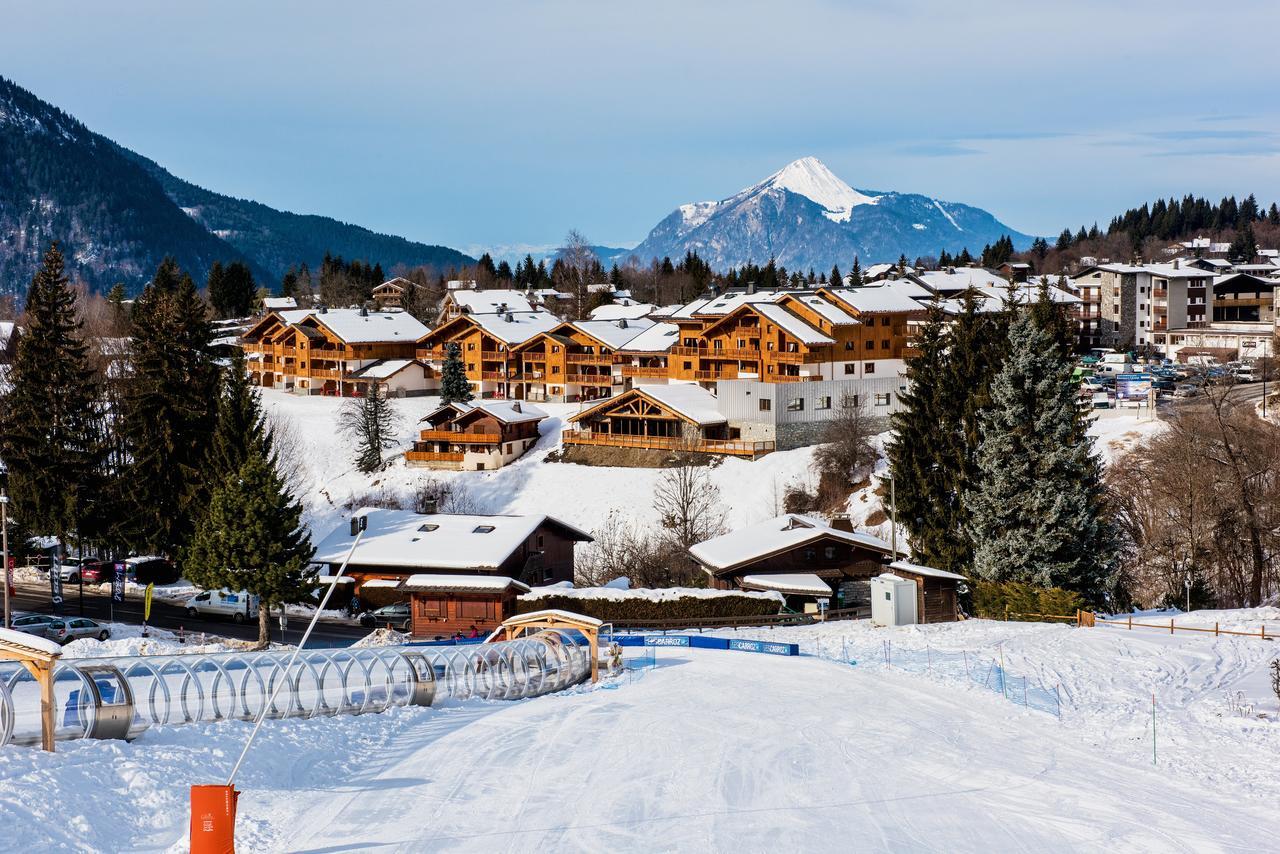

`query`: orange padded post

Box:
[190,785,238,854]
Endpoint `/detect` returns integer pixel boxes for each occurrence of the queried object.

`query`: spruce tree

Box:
[184,447,315,646]
[439,342,473,404]
[0,243,104,552]
[340,385,401,474]
[120,259,219,555]
[885,298,957,567]
[206,348,272,486]
[830,265,842,288]
[849,256,863,286]
[964,308,1116,601]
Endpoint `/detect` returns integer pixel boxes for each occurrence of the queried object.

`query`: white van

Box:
[185,589,259,623]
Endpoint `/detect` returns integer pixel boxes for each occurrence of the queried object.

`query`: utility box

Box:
[870,574,918,627]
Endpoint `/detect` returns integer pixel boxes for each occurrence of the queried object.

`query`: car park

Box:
[1173,383,1203,398]
[9,613,61,637]
[185,589,258,623]
[44,617,110,644]
[358,602,411,631]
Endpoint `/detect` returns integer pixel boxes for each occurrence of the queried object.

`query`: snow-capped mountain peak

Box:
[743,156,878,223]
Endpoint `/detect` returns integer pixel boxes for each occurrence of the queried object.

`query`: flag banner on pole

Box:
[48,547,63,608]
[112,563,125,603]
[144,583,154,621]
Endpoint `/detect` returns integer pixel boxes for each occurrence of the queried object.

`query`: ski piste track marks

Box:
[275,648,1276,853]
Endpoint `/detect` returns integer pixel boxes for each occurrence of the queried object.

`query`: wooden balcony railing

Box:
[417,430,501,444]
[566,373,614,385]
[561,430,773,457]
[479,371,508,381]
[405,451,465,464]
[566,352,612,363]
[309,368,342,380]
[761,373,824,383]
[620,365,669,378]
[481,351,507,361]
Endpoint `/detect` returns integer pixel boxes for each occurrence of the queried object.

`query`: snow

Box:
[744,156,879,223]
[740,572,832,595]
[522,585,783,604]
[402,574,531,592]
[509,608,603,627]
[468,310,562,345]
[617,321,680,353]
[261,297,297,310]
[573,317,656,349]
[931,198,963,231]
[827,286,925,315]
[1087,409,1168,465]
[588,303,656,321]
[448,289,537,315]
[423,399,548,425]
[0,626,63,656]
[7,613,1279,851]
[780,293,859,325]
[310,309,429,344]
[690,514,891,571]
[888,559,966,580]
[751,302,834,345]
[678,200,720,229]
[348,358,419,379]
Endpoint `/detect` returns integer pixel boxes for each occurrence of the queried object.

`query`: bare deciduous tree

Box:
[578,509,699,588]
[653,437,727,549]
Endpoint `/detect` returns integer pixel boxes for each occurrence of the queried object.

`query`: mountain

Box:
[629,156,1035,271]
[0,76,472,296]
[466,242,634,268]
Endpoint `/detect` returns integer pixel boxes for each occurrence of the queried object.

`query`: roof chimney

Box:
[617,318,628,329]
[420,498,438,515]
[511,401,521,413]
[746,280,756,295]
[829,514,854,533]
[319,304,328,314]
[1173,258,1179,270]
[359,305,368,317]
[504,311,514,322]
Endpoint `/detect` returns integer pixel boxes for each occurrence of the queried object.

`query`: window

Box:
[552,365,560,374]
[459,599,496,620]
[536,534,545,548]
[880,339,890,350]
[552,345,560,353]
[880,316,891,326]
[844,341,854,350]
[467,342,475,350]
[683,361,692,370]
[874,392,891,406]
[865,340,874,350]
[864,362,875,374]
[844,364,856,375]
[815,396,831,410]
[737,339,746,348]
[505,444,512,454]
[804,548,815,561]
[416,598,446,618]
[467,363,475,371]
[824,547,835,560]
[473,525,495,533]
[787,398,804,411]
[417,524,439,532]
[759,399,772,411]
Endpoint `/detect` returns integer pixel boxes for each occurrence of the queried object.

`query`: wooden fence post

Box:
[1128,615,1132,630]
[1170,618,1175,635]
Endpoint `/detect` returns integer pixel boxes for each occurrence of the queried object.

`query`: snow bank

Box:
[522,585,783,604]
[60,623,257,659]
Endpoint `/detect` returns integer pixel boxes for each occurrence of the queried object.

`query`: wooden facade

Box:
[509,324,619,403]
[408,401,545,470]
[408,585,526,638]
[564,387,774,457]
[701,532,892,611]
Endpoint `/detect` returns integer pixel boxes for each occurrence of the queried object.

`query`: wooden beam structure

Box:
[0,628,63,751]
[493,609,606,683]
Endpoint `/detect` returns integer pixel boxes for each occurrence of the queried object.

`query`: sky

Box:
[3,0,1279,256]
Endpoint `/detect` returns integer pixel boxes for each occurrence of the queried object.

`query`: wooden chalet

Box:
[437,288,539,323]
[507,318,650,403]
[616,322,680,391]
[415,311,561,400]
[691,513,931,616]
[371,277,412,309]
[240,308,431,395]
[311,508,593,637]
[564,383,772,457]
[408,399,547,470]
[668,300,833,386]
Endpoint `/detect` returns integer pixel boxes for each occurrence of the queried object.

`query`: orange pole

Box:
[190,785,238,854]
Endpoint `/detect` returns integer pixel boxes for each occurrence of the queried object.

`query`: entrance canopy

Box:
[740,573,833,597]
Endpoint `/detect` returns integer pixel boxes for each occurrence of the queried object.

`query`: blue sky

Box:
[4,0,1278,254]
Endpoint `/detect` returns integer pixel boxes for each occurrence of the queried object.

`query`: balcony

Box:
[566,373,614,385]
[561,430,773,458]
[481,351,507,361]
[309,368,342,380]
[761,373,824,383]
[417,430,501,444]
[479,371,508,381]
[566,352,612,364]
[620,365,669,378]
[405,451,465,464]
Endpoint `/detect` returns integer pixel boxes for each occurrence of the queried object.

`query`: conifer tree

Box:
[206,349,271,486]
[120,259,219,554]
[1229,221,1257,262]
[829,264,842,288]
[885,298,957,567]
[340,384,401,473]
[849,256,863,286]
[439,342,473,404]
[0,243,103,552]
[184,447,315,646]
[964,308,1116,601]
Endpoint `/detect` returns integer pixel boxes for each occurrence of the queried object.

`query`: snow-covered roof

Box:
[469,311,563,345]
[349,359,424,380]
[263,297,297,310]
[633,383,725,425]
[401,574,532,593]
[1143,263,1215,280]
[751,303,834,345]
[779,294,859,325]
[888,560,966,581]
[680,290,780,318]
[422,399,547,425]
[740,573,833,596]
[506,608,604,627]
[690,514,893,572]
[309,310,431,344]
[648,304,683,319]
[0,626,64,657]
[572,317,656,350]
[913,270,1009,293]
[312,508,591,571]
[619,322,680,353]
[449,289,537,314]
[589,302,656,321]
[976,282,1081,306]
[826,286,925,314]
[360,578,405,589]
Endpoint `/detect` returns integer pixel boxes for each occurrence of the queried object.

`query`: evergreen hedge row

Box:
[515,593,782,623]
[972,580,1084,621]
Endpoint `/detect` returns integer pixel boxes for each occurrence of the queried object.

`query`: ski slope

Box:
[2,615,1277,852]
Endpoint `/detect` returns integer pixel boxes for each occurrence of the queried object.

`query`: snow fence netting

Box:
[0,631,592,747]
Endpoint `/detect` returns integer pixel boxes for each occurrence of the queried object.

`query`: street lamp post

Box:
[1,490,10,630]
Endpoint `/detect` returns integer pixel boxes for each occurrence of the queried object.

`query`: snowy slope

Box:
[729,155,879,223]
[3,616,1278,851]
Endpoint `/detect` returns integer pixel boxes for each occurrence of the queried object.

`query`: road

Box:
[4,581,369,647]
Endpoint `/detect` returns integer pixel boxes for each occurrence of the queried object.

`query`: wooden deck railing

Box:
[417,430,501,444]
[405,451,465,463]
[561,430,773,457]
[565,373,614,385]
[620,365,669,378]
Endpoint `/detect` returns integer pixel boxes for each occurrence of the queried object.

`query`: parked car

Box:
[1235,366,1262,383]
[1173,383,1203,398]
[123,556,179,585]
[41,558,93,584]
[359,602,411,631]
[44,617,110,644]
[186,589,259,623]
[78,561,117,583]
[9,613,61,637]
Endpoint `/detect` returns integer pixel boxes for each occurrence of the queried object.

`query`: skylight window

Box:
[418,524,439,532]
[473,525,495,534]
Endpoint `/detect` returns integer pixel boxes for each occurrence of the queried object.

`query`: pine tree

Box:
[964,308,1116,601]
[849,256,863,286]
[120,259,219,555]
[0,243,104,552]
[439,342,473,404]
[184,447,315,646]
[829,264,842,288]
[1229,221,1257,262]
[885,298,957,567]
[340,384,401,473]
[206,348,272,486]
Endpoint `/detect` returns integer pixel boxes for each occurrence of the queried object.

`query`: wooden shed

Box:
[887,560,965,623]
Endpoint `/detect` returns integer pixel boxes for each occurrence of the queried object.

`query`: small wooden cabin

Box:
[403,574,531,637]
[409,400,547,470]
[885,560,964,624]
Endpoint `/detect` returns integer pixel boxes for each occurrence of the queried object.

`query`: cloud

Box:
[896,141,981,157]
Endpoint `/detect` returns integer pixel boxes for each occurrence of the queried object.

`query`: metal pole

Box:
[1,492,9,630]
[889,473,898,560]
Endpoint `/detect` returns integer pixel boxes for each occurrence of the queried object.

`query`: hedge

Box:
[972,580,1084,621]
[515,593,782,623]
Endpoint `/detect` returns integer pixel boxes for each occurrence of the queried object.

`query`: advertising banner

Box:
[644,635,690,647]
[1116,373,1153,402]
[48,547,63,609]
[111,563,126,604]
